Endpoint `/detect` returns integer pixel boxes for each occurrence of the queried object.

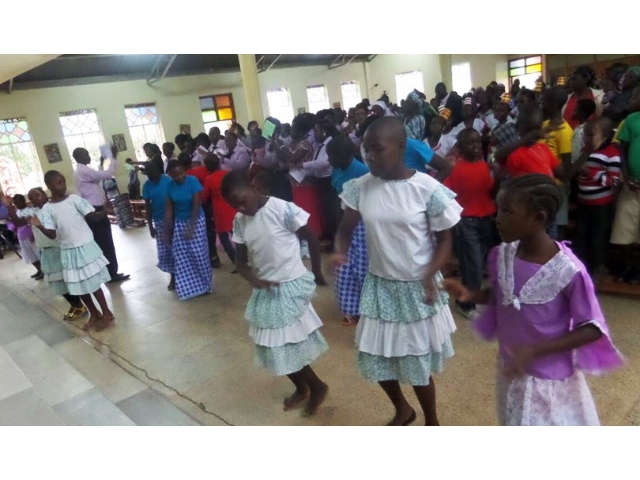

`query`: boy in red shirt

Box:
[444,128,498,318]
[574,118,621,275]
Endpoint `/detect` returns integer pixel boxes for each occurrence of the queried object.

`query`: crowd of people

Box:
[1,60,638,426]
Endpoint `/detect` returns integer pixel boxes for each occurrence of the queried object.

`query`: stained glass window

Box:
[307,85,330,114]
[200,94,236,134]
[0,118,44,197]
[59,109,105,169]
[266,88,294,124]
[341,81,362,111]
[124,103,165,162]
[509,55,543,90]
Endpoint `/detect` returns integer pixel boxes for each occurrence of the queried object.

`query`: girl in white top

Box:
[31,170,114,332]
[222,170,329,416]
[334,117,462,426]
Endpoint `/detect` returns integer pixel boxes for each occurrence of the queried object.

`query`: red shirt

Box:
[187,166,209,185]
[444,158,496,217]
[506,143,560,179]
[563,90,595,130]
[201,171,237,233]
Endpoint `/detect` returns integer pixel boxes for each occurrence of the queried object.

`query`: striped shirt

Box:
[577,143,621,205]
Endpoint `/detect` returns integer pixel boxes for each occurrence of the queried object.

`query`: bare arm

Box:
[187,193,201,238]
[296,225,326,285]
[28,215,56,239]
[145,199,155,237]
[163,198,174,243]
[429,153,453,182]
[334,207,362,258]
[235,243,278,289]
[423,228,454,303]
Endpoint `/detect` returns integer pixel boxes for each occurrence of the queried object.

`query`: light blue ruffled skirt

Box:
[40,246,68,295]
[246,271,328,376]
[356,272,456,386]
[59,240,111,296]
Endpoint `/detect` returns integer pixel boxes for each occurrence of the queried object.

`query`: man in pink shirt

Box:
[73,147,129,283]
[219,132,251,171]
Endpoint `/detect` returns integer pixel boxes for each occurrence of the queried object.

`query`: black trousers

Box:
[574,202,614,275]
[87,206,119,279]
[218,232,236,264]
[316,176,341,240]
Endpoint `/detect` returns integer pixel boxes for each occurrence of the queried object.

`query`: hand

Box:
[250,278,279,289]
[423,274,438,305]
[314,271,327,286]
[149,226,156,239]
[185,226,195,240]
[330,253,348,269]
[504,346,538,376]
[443,279,473,303]
[28,215,42,227]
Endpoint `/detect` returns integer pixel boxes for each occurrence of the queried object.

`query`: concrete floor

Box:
[1,225,639,426]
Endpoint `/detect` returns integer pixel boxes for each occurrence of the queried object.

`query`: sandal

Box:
[63,305,88,321]
[341,315,359,327]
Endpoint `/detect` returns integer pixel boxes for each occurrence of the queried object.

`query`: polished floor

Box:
[1,225,639,426]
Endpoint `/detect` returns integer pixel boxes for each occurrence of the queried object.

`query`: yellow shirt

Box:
[542,119,574,159]
[613,120,625,143]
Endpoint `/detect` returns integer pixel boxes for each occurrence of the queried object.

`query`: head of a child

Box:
[125,158,133,166]
[144,160,164,183]
[280,123,291,138]
[584,117,614,151]
[221,170,264,216]
[252,171,273,196]
[247,121,259,135]
[327,134,356,170]
[494,100,511,123]
[541,87,568,119]
[44,170,67,198]
[12,194,27,210]
[362,117,406,179]
[517,89,537,113]
[430,115,446,137]
[195,133,211,150]
[28,187,48,209]
[184,136,196,155]
[167,160,186,185]
[517,107,544,138]
[457,128,482,161]
[174,134,188,152]
[203,153,220,174]
[177,151,192,171]
[572,99,596,125]
[496,174,562,243]
[72,148,91,166]
[162,142,175,158]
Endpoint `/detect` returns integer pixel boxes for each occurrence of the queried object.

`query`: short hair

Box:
[195,132,210,146]
[177,151,192,169]
[163,142,175,152]
[316,118,339,138]
[252,171,274,194]
[519,88,536,103]
[166,160,181,174]
[247,120,259,129]
[457,127,480,145]
[71,147,85,160]
[44,170,64,185]
[174,134,187,144]
[544,86,569,109]
[501,174,563,226]
[326,134,356,159]
[220,169,251,201]
[13,194,25,203]
[575,98,597,118]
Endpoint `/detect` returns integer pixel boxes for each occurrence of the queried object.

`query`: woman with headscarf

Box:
[609,65,640,119]
[403,91,426,140]
[563,65,605,129]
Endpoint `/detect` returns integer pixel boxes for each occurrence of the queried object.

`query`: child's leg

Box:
[168,273,176,290]
[298,365,328,416]
[92,287,114,331]
[379,380,415,426]
[33,260,43,275]
[63,293,84,308]
[218,232,236,264]
[80,294,102,330]
[284,371,310,411]
[413,377,440,426]
[457,218,482,310]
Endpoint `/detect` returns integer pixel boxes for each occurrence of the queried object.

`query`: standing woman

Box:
[403,91,427,141]
[272,115,324,237]
[563,66,604,129]
[164,160,213,301]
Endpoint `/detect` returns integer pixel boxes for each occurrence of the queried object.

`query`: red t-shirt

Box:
[187,166,209,185]
[506,143,560,179]
[201,171,237,233]
[444,158,496,217]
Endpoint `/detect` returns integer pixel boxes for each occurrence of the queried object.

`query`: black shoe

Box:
[108,273,131,283]
[34,272,45,280]
[30,272,40,278]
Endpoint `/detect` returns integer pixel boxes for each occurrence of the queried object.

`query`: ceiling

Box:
[0,54,375,91]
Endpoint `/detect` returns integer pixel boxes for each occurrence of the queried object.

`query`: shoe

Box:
[455,302,477,320]
[34,272,45,280]
[30,272,40,278]
[107,273,130,283]
[64,305,88,321]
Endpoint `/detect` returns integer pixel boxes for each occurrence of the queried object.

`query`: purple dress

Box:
[475,241,623,426]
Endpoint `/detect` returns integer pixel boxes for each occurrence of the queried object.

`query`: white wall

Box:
[451,54,509,88]
[366,54,442,104]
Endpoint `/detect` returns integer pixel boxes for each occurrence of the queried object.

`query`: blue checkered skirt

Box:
[172,214,213,301]
[335,221,368,316]
[153,219,174,274]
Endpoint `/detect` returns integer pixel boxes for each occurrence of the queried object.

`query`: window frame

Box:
[123,102,166,162]
[0,117,44,196]
[394,71,424,104]
[508,55,543,89]
[306,84,330,114]
[199,93,236,134]
[340,81,362,111]
[266,87,295,124]
[58,108,106,169]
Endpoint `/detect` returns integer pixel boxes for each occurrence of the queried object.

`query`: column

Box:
[238,54,264,122]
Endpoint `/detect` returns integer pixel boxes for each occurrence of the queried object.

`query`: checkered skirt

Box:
[173,214,213,301]
[153,219,174,274]
[335,221,368,316]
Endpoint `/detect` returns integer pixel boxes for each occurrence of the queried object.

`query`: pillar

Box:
[438,54,453,89]
[238,54,264,122]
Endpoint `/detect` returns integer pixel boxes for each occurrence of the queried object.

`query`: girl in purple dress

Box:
[447,174,623,426]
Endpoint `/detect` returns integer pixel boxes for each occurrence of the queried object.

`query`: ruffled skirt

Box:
[355,272,456,386]
[19,237,40,264]
[245,272,328,376]
[59,240,111,295]
[40,246,67,295]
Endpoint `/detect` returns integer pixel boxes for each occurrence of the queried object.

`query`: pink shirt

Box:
[220,143,251,171]
[74,160,117,206]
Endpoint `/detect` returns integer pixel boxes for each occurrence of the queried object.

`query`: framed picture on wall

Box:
[112,134,127,152]
[179,124,191,135]
[44,143,62,164]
